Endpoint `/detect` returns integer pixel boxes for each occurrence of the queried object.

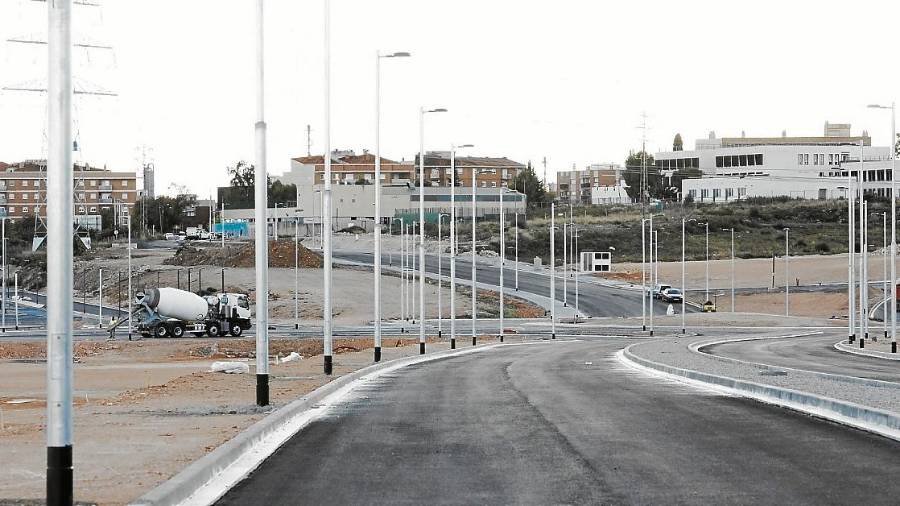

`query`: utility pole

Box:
[46,0,75,501]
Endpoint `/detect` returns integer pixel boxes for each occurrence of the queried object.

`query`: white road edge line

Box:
[616,348,900,443]
[834,341,900,362]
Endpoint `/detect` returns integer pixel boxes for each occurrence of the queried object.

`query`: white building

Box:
[590,182,629,205]
[656,124,894,203]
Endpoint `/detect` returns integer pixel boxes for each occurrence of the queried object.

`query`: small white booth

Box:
[580,251,612,272]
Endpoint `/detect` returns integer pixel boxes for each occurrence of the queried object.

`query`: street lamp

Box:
[374,50,411,362]
[514,211,520,292]
[641,218,647,331]
[550,203,557,339]
[681,218,686,334]
[450,143,473,350]
[868,103,896,352]
[437,212,449,339]
[784,227,790,317]
[418,106,447,354]
[723,228,735,312]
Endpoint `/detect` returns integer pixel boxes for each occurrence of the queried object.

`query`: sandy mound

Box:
[165,240,323,269]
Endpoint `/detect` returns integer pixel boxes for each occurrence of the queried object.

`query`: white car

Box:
[164,233,176,241]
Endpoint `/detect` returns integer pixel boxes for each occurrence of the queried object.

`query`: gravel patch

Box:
[629,336,900,414]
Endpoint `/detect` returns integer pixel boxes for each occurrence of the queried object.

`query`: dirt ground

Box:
[0,335,515,505]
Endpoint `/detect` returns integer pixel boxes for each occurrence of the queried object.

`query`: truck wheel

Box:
[229,323,243,337]
[172,324,185,338]
[207,324,220,337]
[154,325,168,338]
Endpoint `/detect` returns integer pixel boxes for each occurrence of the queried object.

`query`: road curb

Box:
[619,344,900,443]
[130,344,506,506]
[834,340,900,362]
[689,333,900,390]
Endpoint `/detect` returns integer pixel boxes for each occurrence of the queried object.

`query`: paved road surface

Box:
[218,339,900,505]
[705,333,900,383]
[334,250,686,318]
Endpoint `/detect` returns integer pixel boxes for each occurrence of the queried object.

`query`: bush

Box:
[815,242,831,253]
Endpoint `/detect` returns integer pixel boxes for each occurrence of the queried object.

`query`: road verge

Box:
[618,344,900,443]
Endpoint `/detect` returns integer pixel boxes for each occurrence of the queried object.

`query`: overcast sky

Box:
[2,0,900,197]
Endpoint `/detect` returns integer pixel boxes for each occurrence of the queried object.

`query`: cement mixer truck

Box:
[108,287,252,338]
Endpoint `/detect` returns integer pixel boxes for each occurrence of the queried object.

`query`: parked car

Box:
[164,233,176,241]
[661,288,683,303]
[653,284,671,299]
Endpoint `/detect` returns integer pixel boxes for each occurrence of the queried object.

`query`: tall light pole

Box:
[294,218,299,330]
[253,0,271,395]
[869,103,896,352]
[705,222,710,302]
[562,221,567,307]
[98,268,103,328]
[848,176,856,343]
[499,186,505,342]
[449,144,473,350]
[418,107,447,354]
[641,218,646,331]
[47,0,75,500]
[784,227,790,317]
[322,0,333,374]
[649,220,655,337]
[374,50,410,362]
[573,225,580,318]
[126,206,132,340]
[514,211,519,292]
[437,212,449,339]
[884,211,888,339]
[550,203,556,339]
[723,228,735,312]
[681,218,686,334]
[472,166,478,346]
[864,203,869,341]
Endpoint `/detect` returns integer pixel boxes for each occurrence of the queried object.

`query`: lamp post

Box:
[641,218,647,331]
[437,213,449,339]
[126,205,132,340]
[46,0,75,499]
[450,144,473,350]
[562,221,567,307]
[374,50,410,362]
[418,107,447,354]
[499,187,505,342]
[514,211,519,292]
[321,0,335,374]
[294,218,299,330]
[848,177,856,343]
[573,225,580,319]
[868,103,896,352]
[884,211,888,339]
[681,218,686,334]
[723,228,735,312]
[705,221,710,302]
[253,0,272,394]
[784,227,790,317]
[472,166,478,346]
[550,203,557,339]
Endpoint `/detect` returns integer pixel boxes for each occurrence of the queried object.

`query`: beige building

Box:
[0,160,137,225]
[555,163,624,205]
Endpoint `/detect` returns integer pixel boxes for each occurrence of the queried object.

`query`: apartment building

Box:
[555,163,624,205]
[0,160,137,225]
[275,150,525,191]
[278,151,415,187]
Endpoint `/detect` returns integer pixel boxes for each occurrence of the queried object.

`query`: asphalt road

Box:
[334,250,685,318]
[217,339,900,505]
[704,333,900,383]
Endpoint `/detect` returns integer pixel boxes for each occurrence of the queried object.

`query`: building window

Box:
[8,207,14,213]
[22,206,27,213]
[90,207,97,213]
[725,188,734,199]
[22,194,28,200]
[713,188,721,199]
[121,193,128,199]
[90,180,96,187]
[90,193,97,199]
[738,188,747,197]
[701,189,709,200]
[120,180,128,187]
[34,193,40,200]
[756,154,763,165]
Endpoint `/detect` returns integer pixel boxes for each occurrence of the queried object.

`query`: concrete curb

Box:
[619,345,900,443]
[130,343,508,506]
[691,333,900,390]
[835,340,900,362]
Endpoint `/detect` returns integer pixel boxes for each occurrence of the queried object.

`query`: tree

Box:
[222,161,297,209]
[511,161,549,208]
[623,150,663,201]
[673,133,684,151]
[228,160,254,188]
